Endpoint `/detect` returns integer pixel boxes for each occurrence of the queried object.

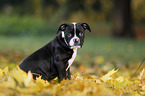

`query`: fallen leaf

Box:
[101,69,118,82]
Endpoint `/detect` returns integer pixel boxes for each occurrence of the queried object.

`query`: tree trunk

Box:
[112,0,135,38]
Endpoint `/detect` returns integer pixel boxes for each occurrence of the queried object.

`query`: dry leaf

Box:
[101,68,118,82]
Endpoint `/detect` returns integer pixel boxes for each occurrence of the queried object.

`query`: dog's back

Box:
[19,41,55,80]
[19,23,91,82]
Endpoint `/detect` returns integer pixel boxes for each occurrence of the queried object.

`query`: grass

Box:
[86,36,145,65]
[0,35,145,65]
[0,36,55,53]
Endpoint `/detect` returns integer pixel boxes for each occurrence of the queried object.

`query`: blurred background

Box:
[0,0,144,37]
[0,0,145,76]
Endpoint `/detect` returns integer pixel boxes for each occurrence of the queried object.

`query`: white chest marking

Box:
[66,48,77,71]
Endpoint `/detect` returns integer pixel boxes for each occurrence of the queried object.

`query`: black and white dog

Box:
[19,22,91,83]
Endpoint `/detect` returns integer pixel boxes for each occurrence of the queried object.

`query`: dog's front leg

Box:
[58,67,66,83]
[65,68,71,80]
[55,62,66,83]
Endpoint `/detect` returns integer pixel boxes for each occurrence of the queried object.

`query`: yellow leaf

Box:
[116,76,124,83]
[24,71,35,87]
[138,68,145,86]
[12,68,26,84]
[3,67,8,75]
[6,76,16,88]
[131,92,141,96]
[0,67,8,77]
[139,68,145,80]
[0,67,9,80]
[114,77,133,89]
[0,69,3,77]
[36,76,50,88]
[101,69,118,82]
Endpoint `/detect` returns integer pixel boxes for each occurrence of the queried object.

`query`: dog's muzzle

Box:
[62,31,81,49]
[69,37,81,49]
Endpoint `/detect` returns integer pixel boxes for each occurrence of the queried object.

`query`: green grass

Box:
[0,35,145,65]
[0,36,55,53]
[85,36,145,62]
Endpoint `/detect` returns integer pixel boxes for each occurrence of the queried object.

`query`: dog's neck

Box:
[56,33,77,71]
[56,33,70,49]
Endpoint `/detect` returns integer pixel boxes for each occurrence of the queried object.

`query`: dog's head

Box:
[57,22,91,49]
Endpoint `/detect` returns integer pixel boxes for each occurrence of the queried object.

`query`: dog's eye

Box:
[79,33,83,36]
[67,34,72,37]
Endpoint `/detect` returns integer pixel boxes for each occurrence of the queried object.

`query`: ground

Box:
[0,36,145,95]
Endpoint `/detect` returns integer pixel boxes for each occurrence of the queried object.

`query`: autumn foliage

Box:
[0,64,145,96]
[0,38,145,96]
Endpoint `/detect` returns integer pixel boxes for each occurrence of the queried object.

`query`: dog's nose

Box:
[73,38,79,44]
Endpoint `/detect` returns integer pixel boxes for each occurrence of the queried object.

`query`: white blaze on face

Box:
[66,48,77,71]
[69,23,80,49]
[73,22,77,34]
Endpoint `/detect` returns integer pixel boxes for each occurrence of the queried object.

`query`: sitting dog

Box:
[19,22,91,83]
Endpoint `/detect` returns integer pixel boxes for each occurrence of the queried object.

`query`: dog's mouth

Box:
[70,45,81,49]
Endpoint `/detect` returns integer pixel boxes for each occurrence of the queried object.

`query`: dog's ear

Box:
[81,23,91,32]
[57,24,68,34]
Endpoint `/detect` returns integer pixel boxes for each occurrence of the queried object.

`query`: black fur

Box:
[19,33,73,83]
[19,23,91,83]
